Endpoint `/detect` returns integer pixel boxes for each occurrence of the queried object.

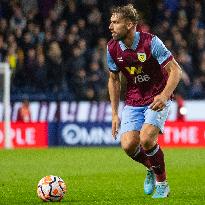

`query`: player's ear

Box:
[126,21,134,30]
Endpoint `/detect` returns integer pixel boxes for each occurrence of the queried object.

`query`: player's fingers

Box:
[150,99,161,109]
[155,104,166,111]
[150,96,161,108]
[113,130,118,140]
[156,102,166,111]
[149,101,155,109]
[158,104,166,111]
[112,123,117,136]
[151,102,162,111]
[156,107,164,112]
[115,120,119,132]
[112,122,119,139]
[149,101,159,110]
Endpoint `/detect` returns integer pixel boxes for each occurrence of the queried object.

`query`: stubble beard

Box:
[112,33,126,41]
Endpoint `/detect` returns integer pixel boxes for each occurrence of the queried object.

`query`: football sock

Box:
[144,144,166,182]
[131,145,151,169]
[156,181,167,186]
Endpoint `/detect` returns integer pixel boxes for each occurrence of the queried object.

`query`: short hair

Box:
[111,4,139,24]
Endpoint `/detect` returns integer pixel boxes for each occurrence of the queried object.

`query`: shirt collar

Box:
[119,32,140,51]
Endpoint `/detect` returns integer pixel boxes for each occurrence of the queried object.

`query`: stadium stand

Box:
[0,0,204,101]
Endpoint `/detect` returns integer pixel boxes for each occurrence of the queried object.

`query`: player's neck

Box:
[123,31,135,48]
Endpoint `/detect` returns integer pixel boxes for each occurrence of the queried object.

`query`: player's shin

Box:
[131,145,151,169]
[143,144,166,182]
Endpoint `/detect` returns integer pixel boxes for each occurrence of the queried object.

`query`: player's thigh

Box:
[121,130,140,153]
[143,100,172,133]
[140,124,160,148]
[140,101,171,149]
[120,105,145,134]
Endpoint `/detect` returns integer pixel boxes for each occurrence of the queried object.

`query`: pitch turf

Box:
[0,147,204,205]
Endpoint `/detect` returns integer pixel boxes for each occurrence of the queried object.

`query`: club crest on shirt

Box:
[137,53,146,62]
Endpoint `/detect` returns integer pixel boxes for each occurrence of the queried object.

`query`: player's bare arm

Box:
[108,71,121,138]
[150,58,182,111]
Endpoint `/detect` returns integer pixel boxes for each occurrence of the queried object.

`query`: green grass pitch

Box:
[0,147,205,205]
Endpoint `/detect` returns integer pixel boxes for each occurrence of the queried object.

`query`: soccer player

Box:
[107,4,182,198]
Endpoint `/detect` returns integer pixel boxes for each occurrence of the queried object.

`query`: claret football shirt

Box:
[107,32,173,106]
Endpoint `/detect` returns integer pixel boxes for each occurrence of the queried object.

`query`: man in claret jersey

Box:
[107,4,182,198]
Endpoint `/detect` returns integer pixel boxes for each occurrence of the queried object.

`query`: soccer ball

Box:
[37,175,67,202]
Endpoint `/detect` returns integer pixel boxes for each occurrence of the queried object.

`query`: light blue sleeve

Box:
[151,36,172,65]
[106,46,119,72]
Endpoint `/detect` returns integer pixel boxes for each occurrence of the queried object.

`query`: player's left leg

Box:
[140,124,170,198]
[140,100,172,198]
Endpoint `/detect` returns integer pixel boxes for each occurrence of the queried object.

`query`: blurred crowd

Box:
[0,0,204,101]
[152,0,205,99]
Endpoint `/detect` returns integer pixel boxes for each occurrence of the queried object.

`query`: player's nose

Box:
[109,23,113,30]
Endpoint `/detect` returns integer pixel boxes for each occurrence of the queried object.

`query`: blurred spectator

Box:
[17,99,31,122]
[164,0,179,13]
[23,47,37,89]
[46,41,63,92]
[7,45,17,72]
[65,46,86,81]
[38,0,56,18]
[92,37,107,70]
[20,0,38,16]
[53,0,65,17]
[88,61,108,100]
[56,20,67,42]
[71,67,89,100]
[177,49,194,79]
[189,78,205,99]
[10,4,26,31]
[77,18,91,45]
[175,94,186,121]
[61,0,79,27]
[34,53,47,92]
[21,32,34,52]
[0,35,7,62]
[0,18,9,37]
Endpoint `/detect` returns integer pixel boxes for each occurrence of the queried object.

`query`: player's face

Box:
[109,14,129,41]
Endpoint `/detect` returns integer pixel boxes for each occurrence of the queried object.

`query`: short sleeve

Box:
[106,46,119,72]
[151,36,173,67]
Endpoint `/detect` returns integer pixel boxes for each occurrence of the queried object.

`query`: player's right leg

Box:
[120,105,150,168]
[120,131,155,195]
[120,105,155,195]
[121,132,150,168]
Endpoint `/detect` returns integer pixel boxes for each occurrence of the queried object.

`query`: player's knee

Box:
[140,137,150,150]
[140,131,155,150]
[121,134,139,156]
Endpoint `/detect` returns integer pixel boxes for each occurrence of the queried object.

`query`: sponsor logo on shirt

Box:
[125,66,150,83]
[125,66,143,75]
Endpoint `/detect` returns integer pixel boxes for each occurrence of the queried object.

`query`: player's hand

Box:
[149,94,168,111]
[112,114,120,140]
